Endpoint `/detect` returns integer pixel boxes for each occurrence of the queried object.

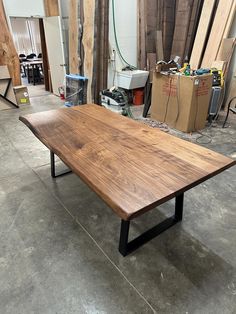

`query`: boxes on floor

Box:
[151,73,213,132]
[13,86,30,106]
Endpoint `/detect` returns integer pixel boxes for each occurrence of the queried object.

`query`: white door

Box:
[43,16,66,96]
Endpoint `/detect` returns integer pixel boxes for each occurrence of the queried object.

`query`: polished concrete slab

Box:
[0,92,236,313]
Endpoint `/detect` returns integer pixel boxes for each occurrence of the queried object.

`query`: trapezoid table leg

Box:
[119,193,184,256]
[50,151,72,178]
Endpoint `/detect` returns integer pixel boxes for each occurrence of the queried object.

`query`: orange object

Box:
[58,86,65,100]
[133,88,144,106]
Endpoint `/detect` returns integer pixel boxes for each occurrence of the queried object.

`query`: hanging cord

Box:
[194,84,212,144]
[174,74,180,126]
[163,75,172,122]
[111,0,137,70]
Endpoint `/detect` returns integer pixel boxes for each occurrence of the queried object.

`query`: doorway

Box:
[10,17,49,98]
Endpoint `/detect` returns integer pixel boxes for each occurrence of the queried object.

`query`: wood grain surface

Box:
[69,0,79,74]
[201,0,233,68]
[19,105,235,220]
[0,0,21,86]
[44,0,59,16]
[189,0,216,70]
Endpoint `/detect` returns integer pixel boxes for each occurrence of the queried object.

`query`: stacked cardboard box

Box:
[151,72,212,132]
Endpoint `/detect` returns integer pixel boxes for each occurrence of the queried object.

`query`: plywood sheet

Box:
[190,0,216,70]
[201,0,233,68]
[217,38,236,61]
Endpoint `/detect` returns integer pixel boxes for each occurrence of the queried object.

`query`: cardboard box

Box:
[151,73,213,132]
[13,86,30,106]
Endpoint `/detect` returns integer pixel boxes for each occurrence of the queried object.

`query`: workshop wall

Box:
[107,0,137,88]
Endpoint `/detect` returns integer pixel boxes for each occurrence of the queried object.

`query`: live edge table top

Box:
[20,104,235,221]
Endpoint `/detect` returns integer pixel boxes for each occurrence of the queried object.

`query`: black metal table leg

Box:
[50,151,72,178]
[0,78,19,108]
[119,193,184,256]
[119,220,130,256]
[175,193,184,221]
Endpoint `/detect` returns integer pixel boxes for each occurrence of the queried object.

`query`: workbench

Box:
[19,105,235,256]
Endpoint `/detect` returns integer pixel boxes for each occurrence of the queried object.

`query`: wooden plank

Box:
[184,0,203,61]
[217,38,236,61]
[137,0,147,69]
[171,0,194,63]
[147,53,156,70]
[39,19,50,91]
[211,60,227,72]
[44,0,59,16]
[146,0,158,53]
[156,30,164,61]
[221,0,236,39]
[92,0,109,103]
[81,0,95,103]
[190,0,216,70]
[19,104,235,221]
[69,0,79,74]
[218,38,236,77]
[201,0,233,68]
[162,0,176,60]
[0,0,21,86]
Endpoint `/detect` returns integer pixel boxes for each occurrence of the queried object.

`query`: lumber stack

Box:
[137,0,202,68]
[190,0,236,70]
[68,0,109,103]
[138,0,235,71]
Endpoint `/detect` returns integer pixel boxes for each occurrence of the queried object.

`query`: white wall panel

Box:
[108,0,137,88]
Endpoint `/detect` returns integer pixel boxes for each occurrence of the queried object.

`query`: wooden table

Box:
[22,61,43,85]
[19,104,236,256]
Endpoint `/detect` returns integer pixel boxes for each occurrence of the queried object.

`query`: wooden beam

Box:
[216,2,236,60]
[39,19,50,91]
[0,0,21,86]
[156,30,164,61]
[189,0,216,69]
[81,0,95,103]
[221,0,236,40]
[201,0,233,68]
[44,0,59,17]
[171,0,194,63]
[162,0,176,60]
[69,0,79,74]
[137,0,147,69]
[93,0,109,102]
[184,0,203,61]
[217,38,236,61]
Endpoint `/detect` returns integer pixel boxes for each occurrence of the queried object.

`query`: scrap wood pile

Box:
[138,0,235,106]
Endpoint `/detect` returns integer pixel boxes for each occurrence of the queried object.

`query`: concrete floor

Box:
[0,90,236,314]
